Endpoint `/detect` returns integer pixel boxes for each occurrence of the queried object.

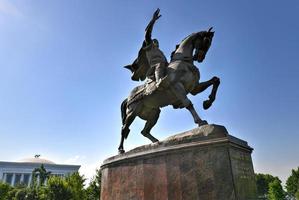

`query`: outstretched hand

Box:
[153,8,161,21]
[145,8,161,32]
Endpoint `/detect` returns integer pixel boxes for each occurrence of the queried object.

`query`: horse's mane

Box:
[170,31,206,60]
[170,44,180,60]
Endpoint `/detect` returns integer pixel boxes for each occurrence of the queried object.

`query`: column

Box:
[21,174,24,184]
[28,174,32,187]
[11,173,15,186]
[3,173,7,183]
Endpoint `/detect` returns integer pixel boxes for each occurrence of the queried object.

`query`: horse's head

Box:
[193,27,214,63]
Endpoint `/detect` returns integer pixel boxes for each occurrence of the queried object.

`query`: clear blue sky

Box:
[0,0,298,184]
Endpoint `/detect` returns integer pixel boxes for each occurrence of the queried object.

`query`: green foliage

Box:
[42,173,87,200]
[0,170,101,200]
[14,188,27,200]
[86,169,101,200]
[46,176,73,200]
[286,167,299,197]
[295,191,299,200]
[32,164,52,187]
[3,183,42,200]
[65,172,87,200]
[5,184,26,200]
[0,182,12,200]
[24,187,41,200]
[256,173,279,198]
[268,179,285,200]
[0,182,11,198]
[296,188,299,200]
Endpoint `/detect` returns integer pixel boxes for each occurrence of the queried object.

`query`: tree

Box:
[65,172,87,200]
[256,173,279,198]
[86,169,102,200]
[5,183,27,200]
[2,182,41,200]
[32,164,52,186]
[46,176,73,200]
[296,188,299,200]
[24,187,41,200]
[0,182,12,200]
[286,167,299,197]
[14,188,27,200]
[268,179,285,200]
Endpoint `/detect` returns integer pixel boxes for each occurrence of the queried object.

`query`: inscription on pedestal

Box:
[232,151,254,179]
[230,148,257,199]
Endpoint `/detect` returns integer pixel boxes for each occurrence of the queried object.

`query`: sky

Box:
[0,0,298,184]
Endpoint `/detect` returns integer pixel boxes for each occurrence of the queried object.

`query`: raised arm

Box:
[145,8,161,45]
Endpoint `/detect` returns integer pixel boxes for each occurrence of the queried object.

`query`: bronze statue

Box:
[119,9,220,153]
[124,9,168,84]
[143,8,167,86]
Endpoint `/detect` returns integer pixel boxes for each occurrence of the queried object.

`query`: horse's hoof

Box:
[198,120,208,127]
[118,149,125,154]
[153,137,159,142]
[203,100,212,110]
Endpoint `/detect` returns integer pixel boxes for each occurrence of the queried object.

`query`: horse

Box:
[118,28,220,154]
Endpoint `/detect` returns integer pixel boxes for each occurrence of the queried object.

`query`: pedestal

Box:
[100,124,257,200]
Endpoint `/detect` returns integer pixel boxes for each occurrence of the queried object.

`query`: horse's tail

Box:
[121,98,128,125]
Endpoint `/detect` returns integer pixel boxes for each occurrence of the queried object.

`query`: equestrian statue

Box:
[119,9,220,153]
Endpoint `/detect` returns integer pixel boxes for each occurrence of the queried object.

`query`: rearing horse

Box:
[118,28,220,153]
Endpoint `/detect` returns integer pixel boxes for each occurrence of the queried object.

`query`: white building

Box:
[0,156,80,186]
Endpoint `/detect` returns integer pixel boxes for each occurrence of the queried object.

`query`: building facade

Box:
[0,156,80,186]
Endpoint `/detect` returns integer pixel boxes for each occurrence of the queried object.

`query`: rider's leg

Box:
[155,63,166,80]
[155,63,167,89]
[141,109,160,143]
[146,66,156,81]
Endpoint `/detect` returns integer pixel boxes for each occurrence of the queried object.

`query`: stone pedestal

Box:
[100,124,257,200]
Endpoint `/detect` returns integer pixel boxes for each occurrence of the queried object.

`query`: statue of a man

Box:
[143,9,168,85]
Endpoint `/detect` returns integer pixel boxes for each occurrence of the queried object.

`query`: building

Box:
[0,155,80,186]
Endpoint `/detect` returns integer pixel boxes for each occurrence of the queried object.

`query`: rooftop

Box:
[17,155,55,164]
[18,157,56,164]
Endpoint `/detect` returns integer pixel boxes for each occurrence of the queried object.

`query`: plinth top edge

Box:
[102,124,251,167]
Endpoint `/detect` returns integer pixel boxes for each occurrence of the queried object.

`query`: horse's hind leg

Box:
[118,112,136,154]
[141,109,160,143]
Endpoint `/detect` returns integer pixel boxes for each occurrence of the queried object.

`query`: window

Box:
[52,174,64,177]
[23,174,30,186]
[4,173,13,184]
[14,174,22,185]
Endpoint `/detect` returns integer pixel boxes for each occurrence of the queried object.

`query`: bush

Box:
[65,172,87,200]
[46,176,73,200]
[0,182,12,200]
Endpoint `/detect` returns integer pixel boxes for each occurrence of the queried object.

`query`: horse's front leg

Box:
[170,83,207,127]
[191,76,220,110]
[186,103,208,127]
